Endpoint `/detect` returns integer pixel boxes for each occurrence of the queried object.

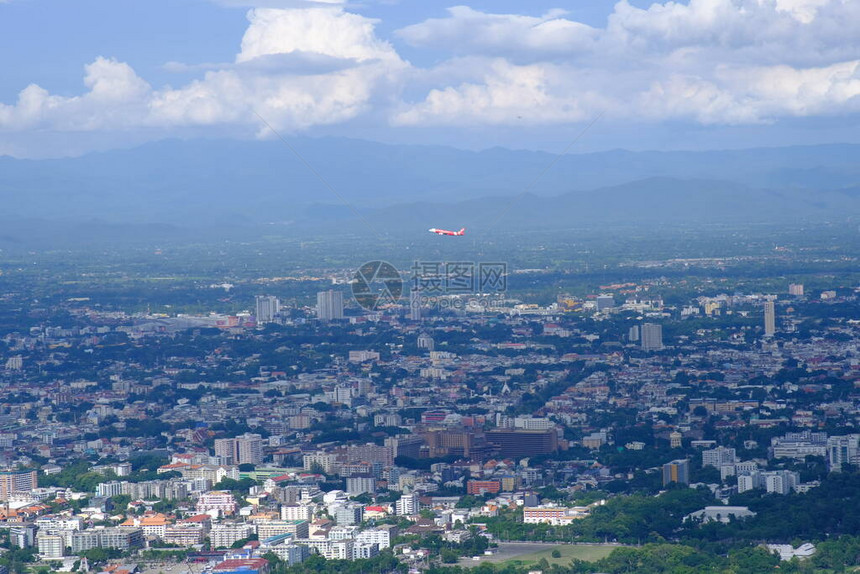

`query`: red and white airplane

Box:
[429,227,466,236]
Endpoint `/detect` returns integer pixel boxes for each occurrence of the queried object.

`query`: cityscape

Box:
[2,1,860,573]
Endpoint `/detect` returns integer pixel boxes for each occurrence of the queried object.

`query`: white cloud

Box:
[238,7,399,63]
[0,8,404,138]
[396,6,597,59]
[1,0,859,156]
[395,0,860,126]
[393,58,599,126]
[0,58,152,131]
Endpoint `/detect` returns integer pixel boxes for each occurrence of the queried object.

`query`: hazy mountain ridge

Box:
[0,138,858,247]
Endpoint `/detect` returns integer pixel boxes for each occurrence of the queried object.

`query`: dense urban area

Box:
[0,227,858,574]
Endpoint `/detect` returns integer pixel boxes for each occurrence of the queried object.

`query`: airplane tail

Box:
[458,228,466,235]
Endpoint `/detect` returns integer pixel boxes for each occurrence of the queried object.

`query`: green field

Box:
[503,544,615,566]
[463,543,617,568]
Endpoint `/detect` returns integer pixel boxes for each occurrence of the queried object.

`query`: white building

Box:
[702,447,736,468]
[317,290,344,321]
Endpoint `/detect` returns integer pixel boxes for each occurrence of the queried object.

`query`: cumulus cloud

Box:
[0,58,152,131]
[396,6,597,60]
[0,7,404,138]
[238,7,400,63]
[395,0,860,126]
[0,0,859,155]
[393,58,601,126]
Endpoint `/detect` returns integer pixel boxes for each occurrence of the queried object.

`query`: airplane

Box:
[429,227,466,236]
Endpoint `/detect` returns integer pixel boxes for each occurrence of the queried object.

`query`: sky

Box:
[0,0,859,158]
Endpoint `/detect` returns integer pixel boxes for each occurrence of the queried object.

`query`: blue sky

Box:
[1,0,859,157]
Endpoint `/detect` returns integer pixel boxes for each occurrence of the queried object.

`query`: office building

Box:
[641,323,664,351]
[255,295,280,324]
[662,459,689,486]
[764,300,776,337]
[316,290,344,321]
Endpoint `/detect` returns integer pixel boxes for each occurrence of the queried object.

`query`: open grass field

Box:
[461,542,618,568]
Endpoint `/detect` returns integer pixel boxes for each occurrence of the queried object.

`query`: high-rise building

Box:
[662,459,689,486]
[409,288,422,321]
[0,470,37,500]
[395,492,420,515]
[788,283,804,296]
[764,300,776,337]
[214,438,237,465]
[317,290,344,321]
[235,433,264,465]
[255,295,280,324]
[214,433,263,465]
[628,325,640,342]
[641,323,663,351]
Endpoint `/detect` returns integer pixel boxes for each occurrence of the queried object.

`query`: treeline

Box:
[483,471,860,546]
[483,487,713,544]
[427,536,860,574]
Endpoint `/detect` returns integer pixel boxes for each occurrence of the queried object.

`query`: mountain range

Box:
[1,138,858,247]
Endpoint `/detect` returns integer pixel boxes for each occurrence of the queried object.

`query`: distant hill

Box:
[0,138,858,247]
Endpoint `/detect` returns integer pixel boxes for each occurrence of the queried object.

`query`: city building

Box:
[215,434,263,465]
[486,429,558,457]
[316,290,344,321]
[0,470,37,500]
[702,446,737,468]
[395,492,420,515]
[641,323,664,351]
[255,520,310,540]
[255,295,281,324]
[196,491,238,516]
[345,475,376,497]
[36,534,64,558]
[596,295,615,311]
[662,459,689,486]
[409,288,422,321]
[764,300,776,337]
[210,523,255,549]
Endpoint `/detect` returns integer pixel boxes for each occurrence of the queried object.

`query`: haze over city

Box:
[0,2,859,574]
